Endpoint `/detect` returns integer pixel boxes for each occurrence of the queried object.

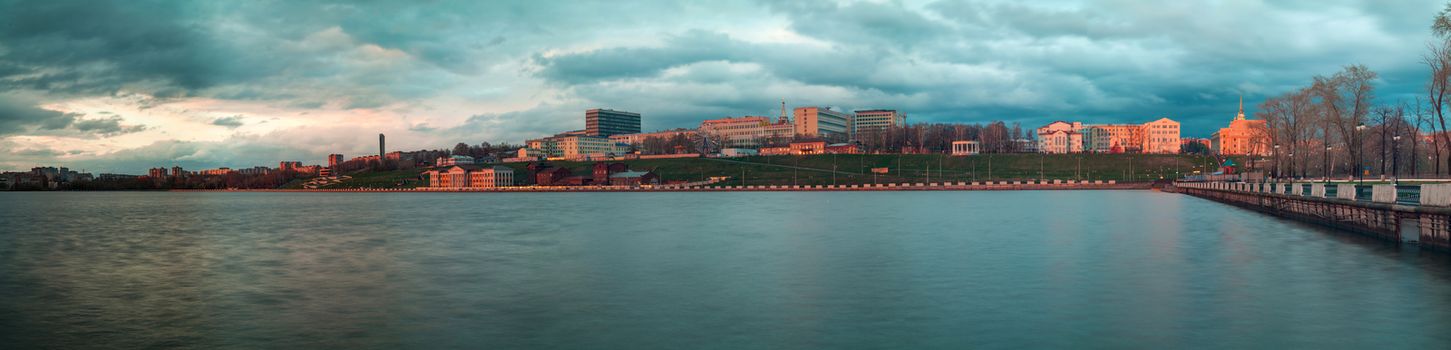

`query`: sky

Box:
[0,0,1445,174]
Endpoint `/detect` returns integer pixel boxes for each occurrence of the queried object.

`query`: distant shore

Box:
[170,180,1149,192]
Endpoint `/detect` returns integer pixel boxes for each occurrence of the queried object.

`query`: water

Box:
[1,191,1449,349]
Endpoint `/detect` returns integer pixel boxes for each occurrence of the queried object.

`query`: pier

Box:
[1174,182,1451,252]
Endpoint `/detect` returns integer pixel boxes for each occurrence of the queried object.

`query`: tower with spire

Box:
[1235,95,1246,121]
[778,99,789,124]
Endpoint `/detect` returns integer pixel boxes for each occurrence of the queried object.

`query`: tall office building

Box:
[793,107,853,141]
[585,109,641,137]
[379,134,385,158]
[852,109,905,133]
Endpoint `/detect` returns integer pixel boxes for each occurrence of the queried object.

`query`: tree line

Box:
[1256,5,1451,179]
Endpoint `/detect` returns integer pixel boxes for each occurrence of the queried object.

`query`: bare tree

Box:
[1436,3,1451,39]
[1310,65,1377,178]
[1427,41,1451,175]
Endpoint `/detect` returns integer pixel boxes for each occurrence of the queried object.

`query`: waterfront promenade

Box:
[1175,181,1451,251]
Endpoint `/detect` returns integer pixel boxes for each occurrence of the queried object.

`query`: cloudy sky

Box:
[0,0,1444,173]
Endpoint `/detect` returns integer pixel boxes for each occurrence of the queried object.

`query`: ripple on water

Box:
[0,191,1449,349]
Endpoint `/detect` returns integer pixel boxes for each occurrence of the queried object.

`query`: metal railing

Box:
[1177,181,1443,207]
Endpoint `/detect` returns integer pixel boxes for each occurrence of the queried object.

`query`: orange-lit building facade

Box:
[789,141,826,155]
[700,116,771,148]
[1084,124,1142,153]
[794,107,852,141]
[1211,99,1270,156]
[426,165,515,188]
[1141,118,1181,154]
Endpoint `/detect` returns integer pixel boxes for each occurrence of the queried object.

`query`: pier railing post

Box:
[1336,184,1356,201]
[1371,185,1396,203]
[1422,184,1451,207]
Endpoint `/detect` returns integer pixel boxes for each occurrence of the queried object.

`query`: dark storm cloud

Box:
[0,94,146,137]
[0,1,251,95]
[2,0,1448,173]
[0,94,80,134]
[531,0,1443,136]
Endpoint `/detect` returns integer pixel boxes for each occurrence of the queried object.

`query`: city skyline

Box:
[1,1,1445,174]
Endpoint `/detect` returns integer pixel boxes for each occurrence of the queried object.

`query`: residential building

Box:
[436,155,475,167]
[558,135,629,161]
[328,154,344,169]
[1078,117,1180,154]
[509,148,548,162]
[853,109,905,134]
[762,117,795,145]
[1211,97,1270,156]
[951,141,980,156]
[279,161,303,171]
[526,138,563,158]
[197,168,233,176]
[1084,124,1142,153]
[148,167,168,179]
[1142,118,1181,154]
[700,116,770,148]
[609,128,699,147]
[237,166,272,176]
[585,109,641,137]
[1036,121,1084,154]
[794,107,853,141]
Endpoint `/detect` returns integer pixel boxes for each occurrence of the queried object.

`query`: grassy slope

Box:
[293,153,1236,188]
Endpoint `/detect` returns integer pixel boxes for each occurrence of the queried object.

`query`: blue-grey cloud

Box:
[212,115,245,128]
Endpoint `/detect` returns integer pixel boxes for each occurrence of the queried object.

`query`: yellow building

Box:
[558,135,629,161]
[1141,118,1181,154]
[1211,97,1270,156]
[700,116,770,148]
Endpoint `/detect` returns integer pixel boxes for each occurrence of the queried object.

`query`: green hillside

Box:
[294,153,1234,189]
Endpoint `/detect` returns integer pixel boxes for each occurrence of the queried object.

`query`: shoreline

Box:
[166,180,1152,192]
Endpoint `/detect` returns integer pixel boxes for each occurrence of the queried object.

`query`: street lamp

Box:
[1289,153,1295,179]
[1324,145,1332,183]
[1393,135,1402,184]
[1273,144,1281,180]
[1355,123,1366,185]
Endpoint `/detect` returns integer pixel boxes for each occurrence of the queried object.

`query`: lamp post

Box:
[1324,145,1332,183]
[1273,144,1281,180]
[1355,123,1366,185]
[1393,135,1402,184]
[1288,153,1295,179]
